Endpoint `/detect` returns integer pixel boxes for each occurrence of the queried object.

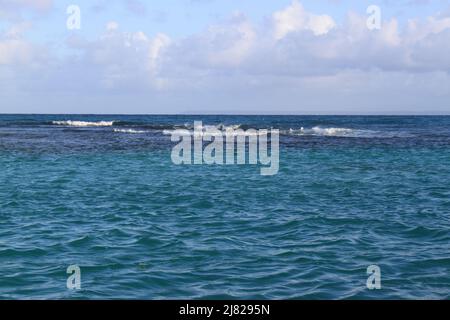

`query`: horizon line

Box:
[1,113,450,116]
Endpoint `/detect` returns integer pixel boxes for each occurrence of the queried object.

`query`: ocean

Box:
[0,114,449,299]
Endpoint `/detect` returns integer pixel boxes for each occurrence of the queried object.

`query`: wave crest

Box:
[52,120,114,127]
[113,129,147,134]
[287,126,376,137]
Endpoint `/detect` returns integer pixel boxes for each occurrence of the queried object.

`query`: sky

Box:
[1,0,450,114]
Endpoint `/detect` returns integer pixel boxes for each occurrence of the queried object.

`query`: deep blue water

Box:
[0,115,449,299]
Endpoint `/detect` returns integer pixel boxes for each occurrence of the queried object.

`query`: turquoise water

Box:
[0,115,449,299]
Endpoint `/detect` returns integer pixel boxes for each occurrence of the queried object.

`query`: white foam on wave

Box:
[113,128,147,134]
[286,126,381,137]
[52,120,114,127]
[163,131,264,137]
[163,126,266,137]
[310,127,358,136]
[184,123,243,131]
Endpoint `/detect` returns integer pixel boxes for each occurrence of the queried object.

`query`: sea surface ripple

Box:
[0,115,449,299]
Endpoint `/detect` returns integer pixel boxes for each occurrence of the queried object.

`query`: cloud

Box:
[176,12,256,69]
[155,2,450,83]
[272,0,336,39]
[54,23,172,91]
[0,21,47,66]
[7,1,450,79]
[2,1,450,113]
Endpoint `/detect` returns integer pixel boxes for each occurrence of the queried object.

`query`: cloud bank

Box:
[1,0,450,114]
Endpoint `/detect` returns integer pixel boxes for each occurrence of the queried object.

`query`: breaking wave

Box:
[47,121,409,138]
[286,126,379,138]
[113,129,148,134]
[162,123,267,136]
[52,120,114,127]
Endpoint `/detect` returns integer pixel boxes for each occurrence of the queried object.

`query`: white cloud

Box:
[202,13,256,67]
[147,33,171,89]
[405,15,450,42]
[6,2,450,82]
[60,25,172,91]
[0,22,45,66]
[2,1,450,113]
[272,0,336,39]
[148,33,170,71]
